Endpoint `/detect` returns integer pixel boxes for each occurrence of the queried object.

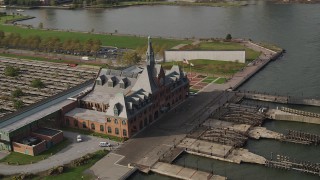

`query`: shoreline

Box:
[2,1,251,11]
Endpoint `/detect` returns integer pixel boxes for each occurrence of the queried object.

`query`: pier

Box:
[151,162,226,180]
[281,130,320,145]
[267,108,320,125]
[238,91,320,107]
[266,154,320,176]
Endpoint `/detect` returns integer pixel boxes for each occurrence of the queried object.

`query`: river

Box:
[2,1,320,179]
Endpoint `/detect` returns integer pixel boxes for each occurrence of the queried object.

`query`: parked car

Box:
[99,142,111,147]
[77,135,82,142]
[189,92,198,96]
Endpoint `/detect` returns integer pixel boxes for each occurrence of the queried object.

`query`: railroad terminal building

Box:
[0,37,189,155]
[64,37,189,138]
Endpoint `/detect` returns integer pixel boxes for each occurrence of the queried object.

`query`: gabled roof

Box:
[106,93,129,119]
[131,66,158,94]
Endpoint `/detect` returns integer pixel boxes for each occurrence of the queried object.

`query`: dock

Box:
[266,154,320,176]
[238,91,320,107]
[178,138,266,165]
[151,162,226,180]
[267,108,320,125]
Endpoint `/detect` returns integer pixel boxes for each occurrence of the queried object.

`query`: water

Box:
[2,2,320,179]
[5,2,320,97]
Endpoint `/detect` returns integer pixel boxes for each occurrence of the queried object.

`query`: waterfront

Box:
[1,1,320,179]
[2,2,319,97]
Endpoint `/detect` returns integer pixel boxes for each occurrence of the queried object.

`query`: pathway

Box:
[0,131,117,175]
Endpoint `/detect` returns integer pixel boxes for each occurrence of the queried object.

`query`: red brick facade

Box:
[12,140,46,156]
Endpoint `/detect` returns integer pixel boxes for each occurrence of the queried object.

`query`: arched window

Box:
[91,123,95,130]
[100,125,104,132]
[115,128,119,135]
[107,126,112,133]
[82,122,87,128]
[114,119,118,124]
[122,120,126,125]
[74,120,78,127]
[123,129,127,137]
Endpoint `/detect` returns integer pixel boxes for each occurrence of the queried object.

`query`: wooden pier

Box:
[266,154,320,176]
[237,91,320,107]
[281,130,320,145]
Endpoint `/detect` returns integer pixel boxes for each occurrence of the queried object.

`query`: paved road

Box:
[0,131,117,175]
[114,86,234,168]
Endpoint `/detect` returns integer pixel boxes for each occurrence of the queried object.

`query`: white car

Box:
[77,135,82,142]
[99,142,111,147]
[189,92,198,96]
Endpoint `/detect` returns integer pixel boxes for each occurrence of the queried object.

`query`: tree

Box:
[38,22,43,29]
[225,34,232,41]
[122,51,141,65]
[13,99,24,109]
[0,30,4,39]
[31,79,45,88]
[4,66,20,77]
[11,88,24,98]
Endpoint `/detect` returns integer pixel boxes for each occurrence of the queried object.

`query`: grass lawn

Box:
[198,41,261,61]
[61,127,123,142]
[0,138,71,165]
[162,59,246,76]
[0,16,191,49]
[35,150,108,180]
[189,89,199,93]
[214,77,227,84]
[202,77,217,83]
[258,42,283,53]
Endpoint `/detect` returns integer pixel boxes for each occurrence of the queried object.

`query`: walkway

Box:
[113,85,235,169]
[205,41,281,91]
[0,131,117,175]
[86,153,133,180]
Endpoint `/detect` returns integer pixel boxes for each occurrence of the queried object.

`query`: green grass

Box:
[198,41,261,62]
[61,127,123,142]
[35,150,108,180]
[258,42,283,53]
[202,77,217,83]
[214,77,227,84]
[0,139,71,165]
[118,1,247,7]
[162,59,246,76]
[189,89,199,93]
[0,16,191,49]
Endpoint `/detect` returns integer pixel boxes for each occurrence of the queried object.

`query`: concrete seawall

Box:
[232,49,283,90]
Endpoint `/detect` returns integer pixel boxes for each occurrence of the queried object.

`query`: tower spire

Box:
[146,36,155,67]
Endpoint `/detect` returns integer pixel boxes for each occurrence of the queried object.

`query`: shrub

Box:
[4,66,20,77]
[225,33,232,41]
[11,88,24,98]
[31,79,45,89]
[13,99,24,109]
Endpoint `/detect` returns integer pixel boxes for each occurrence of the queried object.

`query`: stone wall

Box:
[164,50,246,63]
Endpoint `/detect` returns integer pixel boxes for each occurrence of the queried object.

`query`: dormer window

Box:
[113,103,122,116]
[120,82,125,89]
[114,106,119,116]
[120,78,129,89]
[108,76,116,87]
